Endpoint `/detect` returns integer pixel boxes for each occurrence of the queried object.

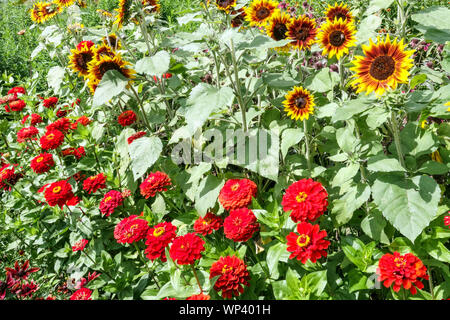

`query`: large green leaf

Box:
[332,183,370,226]
[92,70,129,107]
[367,155,406,172]
[372,175,441,242]
[305,68,339,93]
[128,136,163,180]
[194,175,224,217]
[411,6,450,43]
[135,51,171,77]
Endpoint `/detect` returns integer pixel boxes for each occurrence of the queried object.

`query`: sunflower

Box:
[87,54,136,93]
[283,86,315,121]
[324,2,353,23]
[102,34,121,50]
[113,0,132,29]
[350,34,415,96]
[208,0,236,12]
[97,9,113,18]
[68,42,95,78]
[93,44,116,61]
[30,2,62,24]
[286,15,317,51]
[77,0,87,8]
[30,2,44,23]
[245,0,280,27]
[54,0,75,7]
[266,11,292,52]
[316,17,356,60]
[230,8,246,28]
[142,0,160,13]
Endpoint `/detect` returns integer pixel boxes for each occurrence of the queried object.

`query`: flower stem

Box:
[303,120,312,172]
[191,264,203,293]
[230,39,248,132]
[389,110,406,169]
[427,268,435,300]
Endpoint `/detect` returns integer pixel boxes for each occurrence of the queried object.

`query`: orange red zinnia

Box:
[218,178,257,211]
[286,222,330,264]
[140,171,172,199]
[169,233,205,265]
[223,207,259,242]
[209,255,250,299]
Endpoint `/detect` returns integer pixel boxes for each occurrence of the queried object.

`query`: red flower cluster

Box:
[16,281,38,298]
[218,178,257,211]
[0,164,22,191]
[194,212,223,236]
[17,126,39,143]
[76,40,94,50]
[72,239,89,252]
[99,190,123,216]
[127,131,146,144]
[83,173,107,194]
[444,215,450,228]
[40,130,64,150]
[21,113,43,126]
[5,99,26,112]
[114,215,149,244]
[70,288,92,300]
[209,255,250,299]
[117,110,137,127]
[145,222,177,262]
[43,97,58,108]
[377,252,429,295]
[70,116,92,130]
[169,233,205,265]
[281,179,328,223]
[42,180,78,209]
[223,208,259,242]
[140,171,172,199]
[7,86,26,95]
[30,153,54,174]
[62,146,86,160]
[186,293,210,300]
[286,222,330,264]
[5,260,40,281]
[46,118,72,133]
[153,73,172,83]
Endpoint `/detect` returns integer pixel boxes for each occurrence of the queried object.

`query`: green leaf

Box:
[365,0,395,16]
[128,136,163,180]
[266,242,288,280]
[331,163,360,187]
[305,68,339,93]
[411,6,450,43]
[361,210,390,244]
[92,70,129,107]
[47,66,65,93]
[410,74,427,89]
[397,123,438,158]
[281,128,304,159]
[424,239,450,263]
[417,161,449,175]
[356,15,382,44]
[262,73,298,89]
[372,175,441,242]
[332,98,374,123]
[332,184,371,226]
[367,155,406,172]
[195,175,224,216]
[135,51,171,77]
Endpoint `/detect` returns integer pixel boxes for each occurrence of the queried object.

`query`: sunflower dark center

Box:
[98,61,121,77]
[76,53,93,71]
[295,97,307,109]
[294,26,310,41]
[217,0,233,7]
[256,7,270,20]
[369,55,395,81]
[329,30,346,47]
[334,12,347,21]
[273,23,288,40]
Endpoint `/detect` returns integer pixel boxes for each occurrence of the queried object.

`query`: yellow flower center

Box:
[231,183,240,191]
[296,192,307,203]
[394,257,407,268]
[104,196,112,202]
[222,264,233,273]
[296,234,310,247]
[52,186,62,193]
[46,133,55,140]
[153,226,165,237]
[36,157,44,163]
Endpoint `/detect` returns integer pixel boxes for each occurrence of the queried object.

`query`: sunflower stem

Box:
[389,110,406,170]
[230,39,248,132]
[129,84,152,132]
[303,119,312,172]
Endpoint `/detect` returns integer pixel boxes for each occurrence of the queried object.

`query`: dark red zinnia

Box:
[145,222,177,262]
[5,99,26,112]
[21,113,43,126]
[72,239,89,252]
[17,126,39,143]
[43,97,58,108]
[444,215,450,228]
[186,293,211,300]
[169,233,205,265]
[30,153,54,174]
[114,215,150,244]
[99,190,123,217]
[70,288,92,300]
[83,173,107,194]
[39,130,64,150]
[0,164,22,191]
[117,110,137,127]
[194,212,223,236]
[139,171,172,199]
[7,86,26,95]
[377,251,429,295]
[218,178,257,211]
[127,131,146,144]
[70,116,92,130]
[281,179,328,223]
[209,255,250,299]
[223,208,259,242]
[43,180,76,209]
[286,222,330,264]
[46,118,71,133]
[62,146,86,160]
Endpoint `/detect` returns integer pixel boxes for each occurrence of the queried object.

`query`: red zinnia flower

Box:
[444,215,450,228]
[5,99,26,112]
[21,113,43,126]
[70,288,92,300]
[76,40,94,51]
[99,190,123,217]
[0,164,22,191]
[169,233,205,265]
[286,222,330,264]
[62,146,86,160]
[46,118,71,133]
[40,130,64,150]
[377,251,429,295]
[72,239,89,252]
[114,215,150,244]
[223,208,259,242]
[30,153,54,174]
[43,97,58,108]
[186,293,211,300]
[117,110,137,127]
[70,116,92,130]
[139,171,172,199]
[218,178,257,211]
[5,260,40,281]
[17,126,39,143]
[194,212,223,236]
[7,87,26,95]
[209,255,250,299]
[127,131,146,144]
[83,173,107,194]
[281,179,328,223]
[145,222,177,262]
[43,180,76,209]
